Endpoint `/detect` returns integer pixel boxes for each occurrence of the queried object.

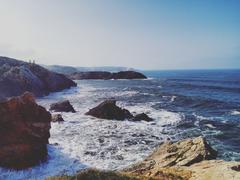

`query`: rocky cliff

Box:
[0,56,77,101]
[0,92,51,169]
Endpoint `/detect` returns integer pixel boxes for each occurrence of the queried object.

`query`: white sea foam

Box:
[231,110,240,115]
[0,81,184,180]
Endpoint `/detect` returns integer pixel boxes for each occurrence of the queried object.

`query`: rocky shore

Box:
[48,137,240,180]
[0,56,76,101]
[68,71,147,80]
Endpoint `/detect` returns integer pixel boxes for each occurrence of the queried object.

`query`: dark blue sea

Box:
[143,69,240,161]
[1,69,240,179]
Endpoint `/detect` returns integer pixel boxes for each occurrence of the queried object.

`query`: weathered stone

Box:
[0,92,51,169]
[0,56,76,101]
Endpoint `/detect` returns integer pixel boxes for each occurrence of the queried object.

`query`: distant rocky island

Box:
[43,64,147,80]
[68,71,147,80]
[0,56,76,101]
[44,64,135,74]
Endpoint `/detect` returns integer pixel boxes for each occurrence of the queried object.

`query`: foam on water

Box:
[0,81,183,180]
[231,110,240,115]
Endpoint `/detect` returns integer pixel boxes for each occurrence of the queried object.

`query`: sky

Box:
[0,0,239,70]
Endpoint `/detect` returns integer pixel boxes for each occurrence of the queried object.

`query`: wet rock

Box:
[0,92,51,169]
[0,56,77,102]
[132,113,153,122]
[85,100,133,120]
[51,114,64,122]
[50,100,76,113]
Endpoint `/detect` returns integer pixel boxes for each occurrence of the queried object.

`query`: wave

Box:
[167,82,240,94]
[231,110,240,115]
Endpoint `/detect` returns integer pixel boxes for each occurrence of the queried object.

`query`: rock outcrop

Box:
[47,137,240,180]
[50,100,76,113]
[51,114,64,122]
[126,137,217,174]
[124,137,240,180]
[133,113,153,122]
[85,100,133,120]
[0,92,51,169]
[68,71,147,80]
[0,56,77,101]
[86,100,154,122]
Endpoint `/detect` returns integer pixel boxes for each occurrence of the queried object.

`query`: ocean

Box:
[1,69,240,180]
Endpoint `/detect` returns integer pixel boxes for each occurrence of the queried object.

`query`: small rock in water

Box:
[50,100,76,113]
[85,99,133,120]
[51,114,64,122]
[132,113,153,122]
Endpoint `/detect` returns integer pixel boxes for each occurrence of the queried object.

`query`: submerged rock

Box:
[68,71,147,80]
[0,56,76,101]
[0,92,51,169]
[85,100,133,120]
[51,114,64,122]
[50,100,76,113]
[133,113,153,122]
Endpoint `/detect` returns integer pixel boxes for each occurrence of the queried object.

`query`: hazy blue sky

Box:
[0,0,239,69]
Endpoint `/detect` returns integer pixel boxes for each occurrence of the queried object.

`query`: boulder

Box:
[85,100,133,120]
[0,92,51,169]
[0,56,77,101]
[125,137,217,174]
[133,113,153,122]
[68,71,147,80]
[50,100,76,113]
[51,114,64,122]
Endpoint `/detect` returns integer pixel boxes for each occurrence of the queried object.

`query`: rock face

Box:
[50,100,76,113]
[0,92,51,169]
[0,56,77,101]
[133,113,153,122]
[85,100,133,120]
[126,137,217,173]
[68,71,147,80]
[124,137,226,179]
[51,114,64,122]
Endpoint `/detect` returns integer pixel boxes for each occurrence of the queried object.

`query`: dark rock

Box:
[133,113,153,122]
[68,71,147,80]
[50,100,76,113]
[51,114,64,122]
[0,56,77,101]
[112,71,147,79]
[0,92,51,169]
[85,100,133,120]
